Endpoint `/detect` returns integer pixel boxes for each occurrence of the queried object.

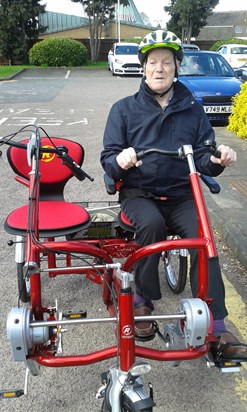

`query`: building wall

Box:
[39,21,153,42]
[39,26,90,40]
[107,22,154,40]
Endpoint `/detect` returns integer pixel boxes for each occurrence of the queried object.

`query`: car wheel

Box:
[111,64,116,76]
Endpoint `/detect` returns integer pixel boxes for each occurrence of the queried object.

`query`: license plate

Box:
[204,105,232,113]
[126,67,139,71]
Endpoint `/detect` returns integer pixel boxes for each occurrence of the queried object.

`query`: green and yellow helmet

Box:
[138,30,183,65]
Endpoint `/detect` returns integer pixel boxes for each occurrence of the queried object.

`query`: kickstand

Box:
[24,367,30,395]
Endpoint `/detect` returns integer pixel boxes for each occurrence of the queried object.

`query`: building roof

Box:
[39,12,88,34]
[39,0,147,34]
[118,0,144,25]
[205,11,245,26]
[197,10,247,41]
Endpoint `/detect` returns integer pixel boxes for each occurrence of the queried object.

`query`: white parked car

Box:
[108,42,143,76]
[216,43,247,69]
[182,43,200,50]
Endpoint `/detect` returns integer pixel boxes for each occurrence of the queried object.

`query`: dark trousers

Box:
[121,197,228,320]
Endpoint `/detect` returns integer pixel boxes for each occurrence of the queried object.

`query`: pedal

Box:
[0,389,24,399]
[63,310,87,319]
[206,351,242,373]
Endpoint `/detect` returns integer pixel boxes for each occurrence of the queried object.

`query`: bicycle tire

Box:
[101,399,153,412]
[101,399,109,411]
[17,262,30,303]
[164,251,188,294]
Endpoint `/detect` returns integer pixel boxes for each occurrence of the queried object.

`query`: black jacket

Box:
[100,78,224,199]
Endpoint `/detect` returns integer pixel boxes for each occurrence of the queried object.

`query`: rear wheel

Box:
[164,248,188,294]
[17,262,30,302]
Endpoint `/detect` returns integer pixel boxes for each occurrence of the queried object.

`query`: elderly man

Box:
[101,30,247,361]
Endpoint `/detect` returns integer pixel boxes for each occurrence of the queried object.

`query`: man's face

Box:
[144,48,178,94]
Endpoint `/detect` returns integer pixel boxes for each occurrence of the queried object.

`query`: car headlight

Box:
[115,59,123,64]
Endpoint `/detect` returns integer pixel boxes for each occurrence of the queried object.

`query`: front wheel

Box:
[111,64,116,76]
[101,399,153,411]
[101,399,109,411]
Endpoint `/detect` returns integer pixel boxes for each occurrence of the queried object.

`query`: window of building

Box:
[235,26,242,34]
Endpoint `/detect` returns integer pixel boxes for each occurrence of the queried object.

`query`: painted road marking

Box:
[0,117,8,125]
[223,272,247,401]
[0,106,88,127]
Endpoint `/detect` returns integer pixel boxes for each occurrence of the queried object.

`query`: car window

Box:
[230,46,247,54]
[218,46,227,55]
[115,45,138,55]
[179,53,234,76]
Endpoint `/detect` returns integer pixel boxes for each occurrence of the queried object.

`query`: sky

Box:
[40,1,246,26]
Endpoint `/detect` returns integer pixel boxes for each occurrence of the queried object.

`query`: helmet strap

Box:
[145,81,174,98]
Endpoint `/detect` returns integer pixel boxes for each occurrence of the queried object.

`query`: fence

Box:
[0,39,215,65]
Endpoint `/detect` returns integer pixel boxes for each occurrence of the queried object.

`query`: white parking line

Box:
[65,70,71,79]
[0,117,8,125]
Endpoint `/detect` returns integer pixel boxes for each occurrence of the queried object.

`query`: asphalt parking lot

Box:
[0,68,246,411]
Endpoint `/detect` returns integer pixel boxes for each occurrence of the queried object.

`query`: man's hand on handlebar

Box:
[116,144,237,170]
[116,147,142,170]
[210,145,237,167]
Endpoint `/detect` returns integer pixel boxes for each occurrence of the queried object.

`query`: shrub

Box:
[29,38,88,67]
[211,38,247,51]
[227,82,247,139]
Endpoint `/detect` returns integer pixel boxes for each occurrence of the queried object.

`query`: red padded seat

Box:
[5,201,91,237]
[5,137,92,238]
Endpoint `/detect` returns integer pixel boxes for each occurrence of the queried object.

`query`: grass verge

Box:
[0,62,108,79]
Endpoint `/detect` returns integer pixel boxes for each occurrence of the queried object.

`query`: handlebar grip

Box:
[211,149,221,159]
[61,152,86,181]
[136,150,146,161]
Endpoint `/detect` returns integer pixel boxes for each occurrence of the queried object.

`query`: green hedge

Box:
[227,82,247,139]
[29,38,88,67]
[211,38,247,51]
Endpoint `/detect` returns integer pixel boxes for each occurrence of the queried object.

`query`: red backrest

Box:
[7,137,85,200]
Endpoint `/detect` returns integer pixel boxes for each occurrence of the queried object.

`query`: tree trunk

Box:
[88,14,102,63]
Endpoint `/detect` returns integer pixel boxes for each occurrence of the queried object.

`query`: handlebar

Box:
[0,135,94,182]
[56,146,94,182]
[136,140,221,161]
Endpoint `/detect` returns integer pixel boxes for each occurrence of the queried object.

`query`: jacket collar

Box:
[139,77,194,110]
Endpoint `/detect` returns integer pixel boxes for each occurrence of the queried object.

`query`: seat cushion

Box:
[5,201,91,237]
[118,211,135,232]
